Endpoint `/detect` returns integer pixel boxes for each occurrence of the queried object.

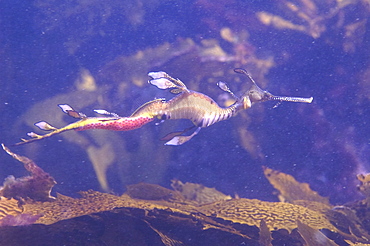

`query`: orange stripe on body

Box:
[75,116,154,131]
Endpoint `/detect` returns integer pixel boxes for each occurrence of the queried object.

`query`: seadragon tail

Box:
[15,105,155,146]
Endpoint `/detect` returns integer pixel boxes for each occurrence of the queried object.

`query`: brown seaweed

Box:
[263,166,330,204]
[256,0,369,53]
[297,220,338,246]
[0,144,56,202]
[357,173,370,198]
[3,139,370,244]
[0,197,23,220]
[170,179,232,205]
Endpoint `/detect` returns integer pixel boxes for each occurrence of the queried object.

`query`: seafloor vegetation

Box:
[2,145,370,245]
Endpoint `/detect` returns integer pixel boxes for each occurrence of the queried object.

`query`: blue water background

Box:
[0,0,369,205]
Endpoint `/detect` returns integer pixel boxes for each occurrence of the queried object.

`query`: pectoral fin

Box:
[160,126,195,142]
[164,127,201,146]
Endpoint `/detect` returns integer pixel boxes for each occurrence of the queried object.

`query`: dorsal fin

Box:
[130,98,165,117]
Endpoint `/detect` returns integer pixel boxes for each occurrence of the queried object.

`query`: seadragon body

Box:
[15,69,313,146]
[132,91,238,127]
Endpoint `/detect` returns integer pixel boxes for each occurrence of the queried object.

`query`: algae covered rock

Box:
[2,146,370,245]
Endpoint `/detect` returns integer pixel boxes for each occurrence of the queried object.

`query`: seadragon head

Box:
[234,68,313,109]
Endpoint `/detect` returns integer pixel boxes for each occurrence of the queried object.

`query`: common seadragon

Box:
[15,68,313,146]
